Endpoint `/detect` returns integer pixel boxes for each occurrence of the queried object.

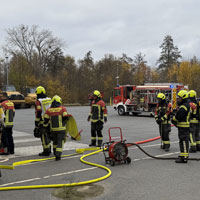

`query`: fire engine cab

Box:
[113,83,188,116]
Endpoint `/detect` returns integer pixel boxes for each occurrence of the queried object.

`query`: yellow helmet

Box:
[35,86,46,95]
[157,93,165,100]
[177,90,188,99]
[188,90,197,98]
[51,95,62,104]
[93,90,101,97]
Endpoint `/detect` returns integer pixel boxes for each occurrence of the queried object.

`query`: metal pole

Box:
[5,56,8,85]
[116,65,119,86]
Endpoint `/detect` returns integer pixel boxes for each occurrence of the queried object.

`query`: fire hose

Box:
[1,135,200,191]
[127,142,200,161]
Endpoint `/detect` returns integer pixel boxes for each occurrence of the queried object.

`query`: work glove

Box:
[87,115,91,122]
[171,118,177,127]
[156,119,162,125]
[33,127,40,138]
[104,117,107,123]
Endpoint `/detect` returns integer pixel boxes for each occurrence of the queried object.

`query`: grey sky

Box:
[0,0,200,66]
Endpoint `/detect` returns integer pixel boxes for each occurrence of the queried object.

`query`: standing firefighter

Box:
[0,96,15,155]
[188,90,200,152]
[172,90,190,163]
[43,95,69,161]
[87,90,107,147]
[34,86,52,156]
[155,93,172,151]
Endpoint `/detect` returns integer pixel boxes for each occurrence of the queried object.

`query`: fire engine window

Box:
[114,89,121,97]
[125,87,134,99]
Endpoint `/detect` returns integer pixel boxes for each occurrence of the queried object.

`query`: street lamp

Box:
[116,65,119,86]
[5,56,9,85]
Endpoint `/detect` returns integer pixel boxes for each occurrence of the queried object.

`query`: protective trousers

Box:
[40,126,51,154]
[159,124,171,149]
[189,123,200,152]
[1,127,14,154]
[91,121,103,146]
[178,127,190,159]
[52,131,65,158]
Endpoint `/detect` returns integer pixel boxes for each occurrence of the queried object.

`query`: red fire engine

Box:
[113,83,188,116]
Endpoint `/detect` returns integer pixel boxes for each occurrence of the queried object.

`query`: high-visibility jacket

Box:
[189,102,198,124]
[0,105,4,122]
[172,100,190,128]
[43,106,68,131]
[1,100,15,127]
[155,102,172,124]
[89,99,107,123]
[35,97,51,126]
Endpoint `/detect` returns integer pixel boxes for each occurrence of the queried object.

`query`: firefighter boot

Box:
[164,144,170,152]
[89,140,96,147]
[189,146,197,153]
[175,156,188,163]
[39,149,51,156]
[196,144,200,151]
[55,156,61,161]
[97,140,103,147]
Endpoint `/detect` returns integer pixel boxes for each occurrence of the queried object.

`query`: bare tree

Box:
[3,24,66,76]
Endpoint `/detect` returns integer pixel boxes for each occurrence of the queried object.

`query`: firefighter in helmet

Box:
[172,90,190,163]
[0,94,15,155]
[188,90,200,152]
[155,93,172,151]
[34,86,52,156]
[87,90,107,147]
[43,95,69,161]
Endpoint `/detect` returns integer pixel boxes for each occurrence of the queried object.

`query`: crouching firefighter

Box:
[43,95,69,161]
[87,90,107,147]
[155,93,172,151]
[34,86,52,156]
[172,90,190,163]
[188,90,200,152]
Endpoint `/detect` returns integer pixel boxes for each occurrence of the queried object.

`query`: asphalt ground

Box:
[0,106,200,200]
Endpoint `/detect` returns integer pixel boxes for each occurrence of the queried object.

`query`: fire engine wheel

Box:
[110,159,115,166]
[118,106,125,116]
[126,157,131,164]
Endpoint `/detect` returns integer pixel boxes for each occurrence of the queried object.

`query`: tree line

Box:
[0,25,200,104]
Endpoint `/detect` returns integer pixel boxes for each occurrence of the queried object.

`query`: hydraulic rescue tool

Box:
[103,127,131,166]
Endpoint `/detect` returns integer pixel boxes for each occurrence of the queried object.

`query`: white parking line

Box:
[0,167,97,187]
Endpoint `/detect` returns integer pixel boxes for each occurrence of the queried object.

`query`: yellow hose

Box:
[0,148,111,191]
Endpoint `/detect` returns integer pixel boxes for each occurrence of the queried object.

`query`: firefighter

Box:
[172,90,190,163]
[0,103,5,153]
[155,93,172,151]
[34,86,52,156]
[87,90,107,147]
[43,95,69,161]
[188,90,200,152]
[0,96,15,155]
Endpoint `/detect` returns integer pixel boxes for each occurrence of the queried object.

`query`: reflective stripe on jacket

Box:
[173,102,190,128]
[44,106,68,131]
[89,99,107,122]
[1,100,15,127]
[189,102,198,123]
[155,102,172,124]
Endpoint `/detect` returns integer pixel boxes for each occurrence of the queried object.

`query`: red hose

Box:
[126,136,161,147]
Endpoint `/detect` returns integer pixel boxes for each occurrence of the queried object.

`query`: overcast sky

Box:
[0,0,200,66]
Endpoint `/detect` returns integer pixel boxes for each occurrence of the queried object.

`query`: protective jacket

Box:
[172,100,190,128]
[89,99,107,123]
[155,102,172,124]
[189,101,198,124]
[43,106,68,131]
[1,100,15,127]
[35,97,51,126]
